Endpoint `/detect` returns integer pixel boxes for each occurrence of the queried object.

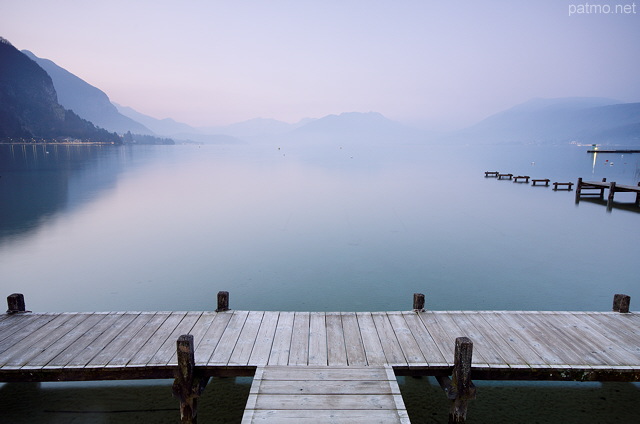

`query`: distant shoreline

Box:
[0,141,119,145]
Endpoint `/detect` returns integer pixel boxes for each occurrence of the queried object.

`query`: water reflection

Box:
[0,143,637,314]
[0,377,252,423]
[0,143,639,424]
[0,144,160,243]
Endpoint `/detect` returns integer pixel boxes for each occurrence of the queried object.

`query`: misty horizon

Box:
[2,1,639,131]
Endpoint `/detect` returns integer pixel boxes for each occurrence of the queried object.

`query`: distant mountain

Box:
[202,118,298,138]
[452,97,640,144]
[114,103,193,136]
[291,112,427,144]
[22,50,151,135]
[115,104,242,144]
[0,37,119,143]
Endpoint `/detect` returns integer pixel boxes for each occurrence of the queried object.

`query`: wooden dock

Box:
[2,293,640,423]
[576,177,640,210]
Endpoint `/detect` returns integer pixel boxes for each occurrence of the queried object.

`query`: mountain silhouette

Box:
[0,37,119,143]
[291,112,427,144]
[115,103,242,144]
[22,50,151,135]
[452,97,640,144]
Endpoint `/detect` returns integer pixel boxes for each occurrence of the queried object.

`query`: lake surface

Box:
[1,141,639,423]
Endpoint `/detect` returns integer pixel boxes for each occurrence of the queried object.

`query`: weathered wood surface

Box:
[242,365,410,423]
[2,310,640,382]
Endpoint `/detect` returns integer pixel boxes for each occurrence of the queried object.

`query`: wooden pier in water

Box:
[2,292,640,423]
[486,171,640,211]
[576,177,640,210]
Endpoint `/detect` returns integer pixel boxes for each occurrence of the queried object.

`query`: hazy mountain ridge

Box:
[22,50,152,135]
[452,97,640,144]
[5,38,638,146]
[114,103,243,144]
[0,38,119,143]
[288,111,428,144]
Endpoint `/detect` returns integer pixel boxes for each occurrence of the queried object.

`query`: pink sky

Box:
[2,0,639,130]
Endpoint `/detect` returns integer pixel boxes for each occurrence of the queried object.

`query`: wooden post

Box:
[173,334,208,424]
[7,293,25,314]
[216,291,229,312]
[613,294,630,313]
[413,293,425,312]
[607,181,616,210]
[449,337,476,424]
[601,178,607,199]
[575,178,583,202]
[635,182,640,206]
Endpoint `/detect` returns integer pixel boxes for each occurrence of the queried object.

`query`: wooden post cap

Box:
[613,294,630,313]
[216,291,229,312]
[413,293,425,311]
[7,293,26,314]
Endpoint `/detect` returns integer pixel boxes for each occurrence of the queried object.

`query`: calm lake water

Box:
[1,141,639,423]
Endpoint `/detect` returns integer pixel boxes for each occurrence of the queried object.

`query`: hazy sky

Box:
[1,0,639,129]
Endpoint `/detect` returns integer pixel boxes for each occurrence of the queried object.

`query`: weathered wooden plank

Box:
[268,311,294,366]
[250,393,398,410]
[248,311,280,366]
[0,313,49,341]
[508,312,592,368]
[577,313,640,361]
[64,312,140,368]
[127,312,188,366]
[522,312,603,366]
[196,311,233,364]
[569,313,640,366]
[106,312,172,367]
[371,312,406,365]
[288,312,310,366]
[21,313,108,369]
[253,379,398,395]
[49,312,131,367]
[416,311,456,365]
[168,312,218,364]
[148,311,202,366]
[585,313,640,348]
[243,409,406,423]
[244,366,408,423]
[475,312,551,368]
[0,313,83,368]
[386,312,426,364]
[540,312,633,367]
[400,311,448,366]
[307,312,327,366]
[0,314,59,355]
[257,366,391,381]
[85,312,156,367]
[209,310,250,365]
[433,312,492,367]
[325,312,347,366]
[356,312,387,366]
[448,311,513,367]
[492,311,570,367]
[341,312,367,366]
[229,311,266,365]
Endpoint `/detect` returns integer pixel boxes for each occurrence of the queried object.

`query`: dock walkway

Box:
[242,365,409,423]
[2,293,639,423]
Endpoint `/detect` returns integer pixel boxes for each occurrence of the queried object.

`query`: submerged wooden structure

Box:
[576,177,640,210]
[552,181,574,190]
[2,292,639,423]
